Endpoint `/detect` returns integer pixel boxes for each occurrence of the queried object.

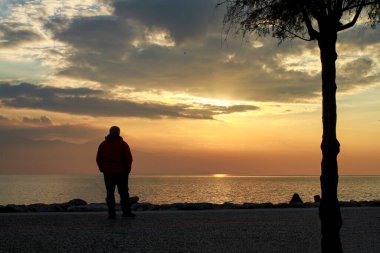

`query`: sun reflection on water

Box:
[212,174,229,178]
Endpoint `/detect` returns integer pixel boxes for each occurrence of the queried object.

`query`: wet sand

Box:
[0,207,379,253]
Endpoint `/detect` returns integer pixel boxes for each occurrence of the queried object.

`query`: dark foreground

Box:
[0,207,379,253]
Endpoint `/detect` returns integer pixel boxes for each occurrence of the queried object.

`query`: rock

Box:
[260,202,274,208]
[67,205,88,212]
[242,203,261,209]
[339,201,350,207]
[222,202,241,209]
[168,203,184,210]
[0,205,10,213]
[273,203,289,208]
[289,193,303,206]
[0,204,28,213]
[303,202,319,208]
[28,203,64,212]
[131,203,139,211]
[67,199,87,206]
[368,201,380,207]
[129,196,139,204]
[181,203,214,210]
[314,195,321,203]
[67,203,107,212]
[349,200,361,207]
[27,203,48,212]
[159,204,171,210]
[197,203,215,210]
[132,202,158,211]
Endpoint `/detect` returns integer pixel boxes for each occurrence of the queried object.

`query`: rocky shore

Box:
[1,194,379,213]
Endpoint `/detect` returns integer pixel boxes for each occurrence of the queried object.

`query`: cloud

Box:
[22,116,52,125]
[2,0,379,104]
[0,114,103,143]
[51,11,326,102]
[112,0,221,44]
[0,23,41,47]
[52,15,134,53]
[0,115,104,173]
[338,25,380,47]
[0,82,102,97]
[0,83,259,119]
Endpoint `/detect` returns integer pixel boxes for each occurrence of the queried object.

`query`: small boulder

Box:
[222,202,241,209]
[31,204,64,212]
[289,193,303,206]
[67,205,88,212]
[242,203,262,209]
[197,203,215,210]
[349,200,361,207]
[27,203,48,212]
[129,196,139,204]
[168,203,184,210]
[67,199,87,206]
[1,204,28,213]
[368,201,380,207]
[182,203,214,210]
[132,202,157,211]
[67,203,107,212]
[260,202,274,208]
[274,203,289,208]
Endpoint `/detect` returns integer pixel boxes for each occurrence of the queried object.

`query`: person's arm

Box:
[96,144,103,172]
[124,143,133,173]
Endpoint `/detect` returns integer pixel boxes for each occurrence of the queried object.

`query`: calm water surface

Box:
[0,175,379,205]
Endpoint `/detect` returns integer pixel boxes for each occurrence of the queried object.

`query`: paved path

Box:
[0,207,379,253]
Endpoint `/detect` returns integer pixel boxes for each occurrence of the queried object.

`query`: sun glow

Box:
[213,174,229,178]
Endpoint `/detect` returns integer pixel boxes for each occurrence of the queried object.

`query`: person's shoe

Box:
[122,212,136,218]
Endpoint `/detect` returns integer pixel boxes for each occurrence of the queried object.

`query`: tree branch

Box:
[334,0,344,20]
[328,0,334,15]
[300,4,320,40]
[342,0,380,11]
[342,0,358,11]
[318,0,329,17]
[338,0,365,31]
[280,26,314,41]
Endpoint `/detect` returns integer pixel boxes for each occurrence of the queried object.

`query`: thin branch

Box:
[342,0,380,11]
[300,4,320,40]
[280,27,314,41]
[342,0,358,11]
[338,0,365,31]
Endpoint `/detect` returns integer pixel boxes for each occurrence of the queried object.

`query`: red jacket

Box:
[96,136,133,173]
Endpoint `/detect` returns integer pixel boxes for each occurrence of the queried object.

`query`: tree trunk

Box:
[318,29,343,253]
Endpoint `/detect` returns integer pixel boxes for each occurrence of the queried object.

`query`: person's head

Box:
[109,126,120,137]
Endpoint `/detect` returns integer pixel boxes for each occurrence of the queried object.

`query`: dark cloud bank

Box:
[0,83,259,119]
[0,23,41,47]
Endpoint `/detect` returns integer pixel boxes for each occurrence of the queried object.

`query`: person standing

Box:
[96,126,135,219]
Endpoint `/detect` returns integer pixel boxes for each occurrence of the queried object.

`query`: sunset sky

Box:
[0,0,379,175]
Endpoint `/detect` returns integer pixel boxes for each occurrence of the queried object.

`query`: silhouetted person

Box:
[96,126,135,219]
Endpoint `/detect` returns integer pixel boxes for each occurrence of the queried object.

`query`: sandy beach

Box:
[0,207,379,253]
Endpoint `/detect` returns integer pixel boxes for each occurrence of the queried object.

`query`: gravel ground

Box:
[0,207,379,253]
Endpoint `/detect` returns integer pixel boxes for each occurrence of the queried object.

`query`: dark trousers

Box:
[103,172,131,214]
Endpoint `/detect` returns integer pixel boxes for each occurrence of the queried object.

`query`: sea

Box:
[0,175,379,205]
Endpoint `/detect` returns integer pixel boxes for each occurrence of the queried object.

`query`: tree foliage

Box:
[219,0,380,42]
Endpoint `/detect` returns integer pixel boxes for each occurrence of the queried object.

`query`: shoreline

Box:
[1,197,379,213]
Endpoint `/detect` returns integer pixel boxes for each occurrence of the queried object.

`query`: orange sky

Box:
[0,0,379,175]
